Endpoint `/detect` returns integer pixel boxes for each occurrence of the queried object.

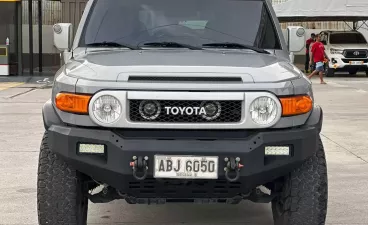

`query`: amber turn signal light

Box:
[279,95,313,116]
[55,93,92,114]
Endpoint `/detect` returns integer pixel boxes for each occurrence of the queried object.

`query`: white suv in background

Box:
[320,30,368,77]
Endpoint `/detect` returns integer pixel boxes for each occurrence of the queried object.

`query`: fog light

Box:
[139,100,161,120]
[200,101,221,121]
[265,146,290,156]
[78,144,105,154]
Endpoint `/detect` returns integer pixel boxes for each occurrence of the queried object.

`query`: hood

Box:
[328,43,368,49]
[65,49,301,83]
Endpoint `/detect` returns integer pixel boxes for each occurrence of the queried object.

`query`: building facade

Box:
[273,0,354,30]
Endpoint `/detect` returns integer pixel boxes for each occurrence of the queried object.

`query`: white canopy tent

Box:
[273,0,368,23]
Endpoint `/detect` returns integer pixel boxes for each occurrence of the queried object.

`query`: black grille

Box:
[126,178,243,198]
[343,50,367,58]
[129,100,242,123]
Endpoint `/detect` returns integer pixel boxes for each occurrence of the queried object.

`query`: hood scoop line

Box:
[127,76,243,83]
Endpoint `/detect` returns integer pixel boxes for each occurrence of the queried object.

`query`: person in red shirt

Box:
[305,33,315,72]
[308,34,329,84]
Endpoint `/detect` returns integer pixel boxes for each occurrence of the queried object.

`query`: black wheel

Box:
[37,132,89,225]
[271,136,328,225]
[365,70,368,76]
[325,66,335,77]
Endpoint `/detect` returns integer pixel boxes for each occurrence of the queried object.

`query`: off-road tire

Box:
[37,132,89,225]
[271,136,328,225]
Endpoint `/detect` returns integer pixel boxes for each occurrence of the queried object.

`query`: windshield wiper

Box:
[202,42,270,54]
[140,42,202,50]
[86,41,140,50]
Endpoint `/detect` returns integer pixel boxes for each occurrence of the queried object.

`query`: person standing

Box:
[305,33,315,73]
[308,34,329,84]
[309,36,316,72]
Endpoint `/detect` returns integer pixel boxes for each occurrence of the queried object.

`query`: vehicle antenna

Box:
[71,0,77,59]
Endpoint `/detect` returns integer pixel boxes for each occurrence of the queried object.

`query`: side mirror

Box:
[286,26,306,53]
[53,23,73,51]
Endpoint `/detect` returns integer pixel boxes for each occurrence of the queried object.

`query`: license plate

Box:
[350,61,363,65]
[154,155,218,179]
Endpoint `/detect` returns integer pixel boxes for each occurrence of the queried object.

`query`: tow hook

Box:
[224,157,243,182]
[130,156,149,180]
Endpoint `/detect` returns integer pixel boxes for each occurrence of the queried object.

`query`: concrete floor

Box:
[1,76,368,225]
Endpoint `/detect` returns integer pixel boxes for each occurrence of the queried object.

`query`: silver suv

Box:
[38,0,328,224]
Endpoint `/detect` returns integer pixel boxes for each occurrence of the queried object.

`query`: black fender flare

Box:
[42,100,63,130]
[305,105,323,133]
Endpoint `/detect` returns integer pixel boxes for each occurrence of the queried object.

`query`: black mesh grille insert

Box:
[129,100,242,123]
[344,50,367,58]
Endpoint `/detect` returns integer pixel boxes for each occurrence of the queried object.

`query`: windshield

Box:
[329,33,367,44]
[79,0,281,50]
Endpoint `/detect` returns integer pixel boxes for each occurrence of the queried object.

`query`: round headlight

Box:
[249,97,278,125]
[92,95,122,124]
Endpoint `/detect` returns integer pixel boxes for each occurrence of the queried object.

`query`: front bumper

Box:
[328,56,368,70]
[46,106,323,200]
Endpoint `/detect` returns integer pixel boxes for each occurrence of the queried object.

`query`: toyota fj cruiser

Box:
[320,30,368,77]
[37,0,328,224]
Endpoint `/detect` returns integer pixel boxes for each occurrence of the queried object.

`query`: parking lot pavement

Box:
[0,82,24,91]
[1,77,368,225]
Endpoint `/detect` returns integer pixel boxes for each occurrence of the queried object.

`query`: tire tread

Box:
[273,137,328,225]
[37,132,87,225]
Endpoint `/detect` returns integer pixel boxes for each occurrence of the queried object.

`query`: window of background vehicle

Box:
[329,33,367,44]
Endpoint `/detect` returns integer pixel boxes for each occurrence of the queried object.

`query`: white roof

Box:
[273,0,368,22]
